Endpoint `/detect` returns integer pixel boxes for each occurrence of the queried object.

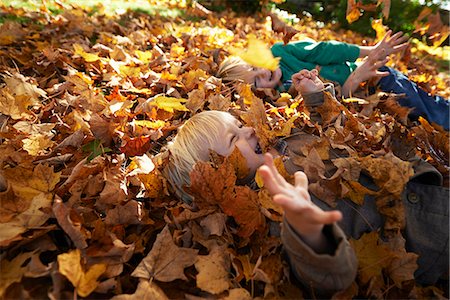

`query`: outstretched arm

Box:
[258,153,342,253]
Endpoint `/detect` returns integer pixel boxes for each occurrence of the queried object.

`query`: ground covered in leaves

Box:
[0,1,449,299]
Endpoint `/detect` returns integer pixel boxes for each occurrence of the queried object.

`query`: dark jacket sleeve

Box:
[281,218,358,296]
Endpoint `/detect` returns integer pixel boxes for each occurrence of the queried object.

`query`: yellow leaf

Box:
[342,97,369,104]
[119,65,141,78]
[133,120,166,130]
[22,133,55,156]
[73,43,100,62]
[135,50,153,63]
[230,35,280,71]
[58,249,107,297]
[346,7,361,24]
[151,96,189,113]
[371,19,387,41]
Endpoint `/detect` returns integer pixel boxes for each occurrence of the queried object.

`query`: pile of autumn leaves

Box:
[0,3,449,299]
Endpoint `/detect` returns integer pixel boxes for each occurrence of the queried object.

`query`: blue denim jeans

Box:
[378,66,450,130]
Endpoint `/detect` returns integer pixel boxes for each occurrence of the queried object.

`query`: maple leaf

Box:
[187,159,236,209]
[222,186,266,238]
[0,251,35,297]
[230,35,280,71]
[57,248,107,297]
[195,245,231,294]
[132,225,198,282]
[350,231,394,285]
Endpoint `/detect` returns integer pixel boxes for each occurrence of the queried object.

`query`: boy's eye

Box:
[237,123,243,128]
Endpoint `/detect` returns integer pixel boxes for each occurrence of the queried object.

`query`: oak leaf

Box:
[131,225,198,282]
[57,249,107,297]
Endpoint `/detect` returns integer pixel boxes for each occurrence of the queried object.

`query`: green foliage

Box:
[82,139,112,162]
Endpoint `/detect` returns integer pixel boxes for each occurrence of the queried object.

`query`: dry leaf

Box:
[132,225,198,282]
[57,248,107,297]
[195,245,231,294]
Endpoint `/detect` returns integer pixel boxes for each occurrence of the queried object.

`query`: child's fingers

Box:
[294,171,308,189]
[313,209,343,224]
[259,165,284,195]
[375,71,390,78]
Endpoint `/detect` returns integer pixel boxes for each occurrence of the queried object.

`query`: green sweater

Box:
[271,40,360,86]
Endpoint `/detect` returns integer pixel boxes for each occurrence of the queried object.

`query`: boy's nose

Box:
[242,126,255,137]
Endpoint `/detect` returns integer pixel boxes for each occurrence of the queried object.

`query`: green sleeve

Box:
[271,40,360,86]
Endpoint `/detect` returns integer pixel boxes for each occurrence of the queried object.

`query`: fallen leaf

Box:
[230,35,280,71]
[131,225,198,282]
[195,245,231,294]
[57,248,107,297]
[111,280,169,300]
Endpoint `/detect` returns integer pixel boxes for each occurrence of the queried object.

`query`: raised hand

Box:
[291,69,324,94]
[258,153,342,251]
[343,46,390,96]
[373,30,409,58]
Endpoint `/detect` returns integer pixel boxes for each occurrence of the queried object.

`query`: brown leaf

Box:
[131,225,198,282]
[53,196,88,249]
[187,159,236,210]
[195,245,231,294]
[316,92,342,125]
[358,153,414,197]
[199,212,227,236]
[104,200,143,225]
[269,13,299,45]
[222,186,266,238]
[111,280,169,300]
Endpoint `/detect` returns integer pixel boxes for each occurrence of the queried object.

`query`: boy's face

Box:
[253,67,282,89]
[210,115,264,179]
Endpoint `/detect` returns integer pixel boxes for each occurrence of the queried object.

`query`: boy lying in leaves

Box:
[217,30,450,130]
[164,69,449,297]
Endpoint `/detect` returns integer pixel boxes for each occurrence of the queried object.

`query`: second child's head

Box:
[165,110,264,202]
[217,56,282,89]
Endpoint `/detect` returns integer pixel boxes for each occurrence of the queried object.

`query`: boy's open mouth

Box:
[255,142,262,154]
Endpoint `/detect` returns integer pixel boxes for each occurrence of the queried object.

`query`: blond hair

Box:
[165,110,236,203]
[216,56,255,84]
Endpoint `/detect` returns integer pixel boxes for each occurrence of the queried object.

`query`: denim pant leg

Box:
[378,66,450,130]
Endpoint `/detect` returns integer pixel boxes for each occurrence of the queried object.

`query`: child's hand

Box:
[373,30,409,58]
[258,153,342,250]
[291,69,324,94]
[343,47,389,96]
